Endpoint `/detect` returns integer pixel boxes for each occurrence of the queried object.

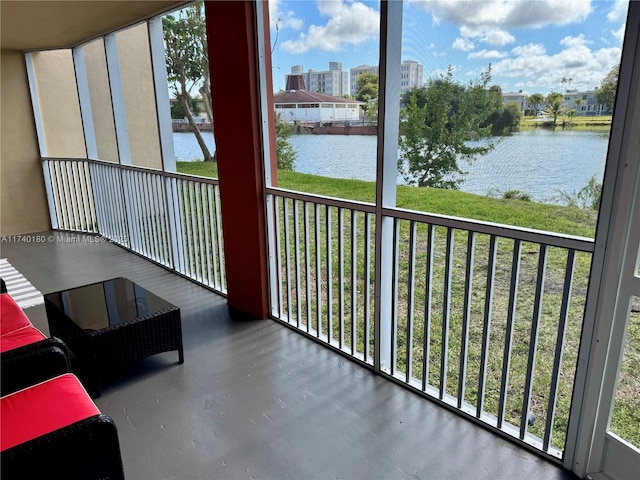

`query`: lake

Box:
[173,128,610,203]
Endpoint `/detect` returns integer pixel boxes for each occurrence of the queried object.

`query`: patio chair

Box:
[1,373,124,479]
[1,284,71,395]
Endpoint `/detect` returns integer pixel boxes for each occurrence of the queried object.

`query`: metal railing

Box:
[267,187,595,460]
[44,156,597,459]
[43,158,226,294]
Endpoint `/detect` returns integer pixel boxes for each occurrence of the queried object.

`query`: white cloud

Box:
[459,25,515,47]
[452,37,475,51]
[607,0,628,22]
[280,1,379,54]
[413,0,592,29]
[482,29,516,46]
[560,34,591,48]
[511,43,546,57]
[468,49,507,59]
[492,37,621,93]
[269,0,303,30]
[412,0,591,47]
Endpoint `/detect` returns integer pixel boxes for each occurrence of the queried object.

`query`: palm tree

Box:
[574,98,583,115]
[527,93,545,116]
[544,92,566,126]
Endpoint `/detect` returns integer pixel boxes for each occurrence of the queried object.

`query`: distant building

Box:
[350,64,379,96]
[502,92,527,112]
[285,62,349,97]
[564,90,611,116]
[400,61,424,94]
[274,85,363,124]
[349,61,424,96]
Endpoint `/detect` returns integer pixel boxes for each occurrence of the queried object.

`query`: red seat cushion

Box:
[0,325,46,353]
[1,373,100,451]
[1,293,32,335]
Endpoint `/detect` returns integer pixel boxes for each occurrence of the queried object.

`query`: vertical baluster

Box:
[69,162,81,230]
[498,239,522,428]
[181,180,193,278]
[95,166,109,237]
[89,164,104,235]
[477,235,498,418]
[520,244,548,439]
[304,202,311,333]
[406,220,417,383]
[157,175,171,265]
[293,200,301,327]
[338,208,345,348]
[440,227,454,399]
[351,210,358,355]
[315,203,322,337]
[202,185,214,286]
[150,175,164,263]
[195,182,206,282]
[65,162,76,230]
[422,224,435,391]
[274,196,283,318]
[73,162,83,230]
[391,218,400,375]
[213,185,226,289]
[81,162,96,231]
[326,205,333,343]
[458,231,476,408]
[543,249,576,451]
[146,173,160,261]
[284,198,292,323]
[189,182,201,280]
[364,212,372,363]
[139,173,152,257]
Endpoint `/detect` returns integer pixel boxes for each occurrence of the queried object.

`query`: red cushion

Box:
[0,373,100,451]
[0,293,31,335]
[0,325,46,353]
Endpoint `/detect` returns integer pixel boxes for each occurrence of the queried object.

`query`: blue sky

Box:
[268,0,628,95]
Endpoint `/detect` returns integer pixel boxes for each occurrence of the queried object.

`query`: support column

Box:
[205,0,270,319]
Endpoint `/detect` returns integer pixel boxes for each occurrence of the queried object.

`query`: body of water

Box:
[173,128,609,203]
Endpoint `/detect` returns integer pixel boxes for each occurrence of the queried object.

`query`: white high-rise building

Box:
[400,61,424,94]
[350,61,424,96]
[285,62,349,97]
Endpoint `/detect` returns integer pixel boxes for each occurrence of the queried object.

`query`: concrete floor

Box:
[3,231,579,480]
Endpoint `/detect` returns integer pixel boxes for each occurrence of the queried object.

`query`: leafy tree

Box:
[275,114,296,170]
[163,2,215,162]
[170,95,201,119]
[355,73,378,119]
[497,102,522,132]
[398,66,498,188]
[566,108,577,125]
[596,64,619,111]
[544,92,565,126]
[527,93,545,116]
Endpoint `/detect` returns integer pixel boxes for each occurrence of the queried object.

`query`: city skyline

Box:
[268,0,628,96]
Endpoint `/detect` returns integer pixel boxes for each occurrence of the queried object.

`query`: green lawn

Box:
[178,161,598,237]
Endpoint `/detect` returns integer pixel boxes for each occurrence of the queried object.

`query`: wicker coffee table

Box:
[45,277,183,397]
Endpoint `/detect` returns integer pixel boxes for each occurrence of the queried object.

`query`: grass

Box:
[176,160,639,451]
[182,163,598,238]
[519,114,612,132]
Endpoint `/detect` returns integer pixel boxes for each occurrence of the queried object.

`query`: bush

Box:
[503,189,532,202]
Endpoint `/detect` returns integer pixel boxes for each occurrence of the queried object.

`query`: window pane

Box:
[267,0,381,202]
[395,0,628,238]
